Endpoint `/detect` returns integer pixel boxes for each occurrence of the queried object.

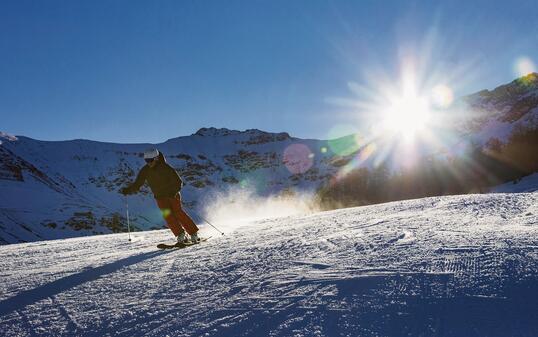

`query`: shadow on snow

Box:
[0,250,169,317]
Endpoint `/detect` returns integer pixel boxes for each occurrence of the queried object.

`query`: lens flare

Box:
[283,143,313,174]
[431,84,454,108]
[326,124,358,140]
[514,57,536,77]
[328,135,362,156]
[327,125,362,156]
[334,142,378,181]
[239,172,269,192]
[358,142,376,162]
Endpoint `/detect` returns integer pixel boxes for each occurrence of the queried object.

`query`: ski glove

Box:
[120,186,135,195]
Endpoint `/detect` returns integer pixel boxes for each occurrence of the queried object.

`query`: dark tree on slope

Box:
[501,124,538,175]
[317,168,370,209]
[317,127,538,210]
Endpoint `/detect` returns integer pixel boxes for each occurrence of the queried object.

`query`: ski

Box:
[157,236,211,249]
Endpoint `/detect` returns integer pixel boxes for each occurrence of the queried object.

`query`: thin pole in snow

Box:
[125,198,132,242]
[189,208,225,236]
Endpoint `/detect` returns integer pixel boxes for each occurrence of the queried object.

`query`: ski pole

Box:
[124,197,132,242]
[189,208,225,236]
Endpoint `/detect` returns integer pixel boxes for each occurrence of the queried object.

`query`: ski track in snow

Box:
[1,193,538,336]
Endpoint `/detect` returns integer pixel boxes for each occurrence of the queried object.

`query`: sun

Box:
[381,90,431,139]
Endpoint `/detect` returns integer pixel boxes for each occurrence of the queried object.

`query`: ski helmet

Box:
[143,148,159,160]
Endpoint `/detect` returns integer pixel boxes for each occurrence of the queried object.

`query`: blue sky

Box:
[1,0,537,143]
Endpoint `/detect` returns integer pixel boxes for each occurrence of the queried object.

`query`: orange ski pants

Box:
[155,194,199,236]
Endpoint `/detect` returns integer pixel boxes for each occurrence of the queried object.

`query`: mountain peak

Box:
[466,72,538,104]
[193,127,241,137]
[481,72,537,92]
[193,127,291,140]
[518,72,538,82]
[508,72,538,90]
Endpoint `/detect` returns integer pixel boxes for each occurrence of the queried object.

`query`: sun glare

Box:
[514,57,536,78]
[381,89,431,139]
[323,22,482,177]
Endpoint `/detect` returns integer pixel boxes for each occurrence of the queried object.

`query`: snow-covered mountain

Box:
[455,72,538,145]
[0,192,537,336]
[1,74,537,245]
[0,128,346,244]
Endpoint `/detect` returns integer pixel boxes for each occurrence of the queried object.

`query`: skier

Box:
[120,148,200,243]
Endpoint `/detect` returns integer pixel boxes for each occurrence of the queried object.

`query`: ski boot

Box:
[176,231,187,244]
[190,232,200,243]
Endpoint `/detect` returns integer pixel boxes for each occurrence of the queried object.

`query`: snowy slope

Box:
[1,192,537,336]
[491,173,538,193]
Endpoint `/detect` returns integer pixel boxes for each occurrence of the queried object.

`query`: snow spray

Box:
[189,208,225,236]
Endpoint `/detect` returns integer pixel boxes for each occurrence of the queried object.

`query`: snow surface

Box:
[491,173,538,193]
[1,192,537,336]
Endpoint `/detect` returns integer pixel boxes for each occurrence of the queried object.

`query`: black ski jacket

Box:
[126,152,183,198]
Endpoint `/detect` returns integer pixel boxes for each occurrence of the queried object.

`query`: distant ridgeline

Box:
[1,74,537,244]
